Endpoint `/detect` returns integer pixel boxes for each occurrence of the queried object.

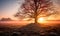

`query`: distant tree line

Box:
[0,18,13,21]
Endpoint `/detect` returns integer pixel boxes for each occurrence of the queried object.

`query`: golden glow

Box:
[38,17,46,23]
[23,18,30,20]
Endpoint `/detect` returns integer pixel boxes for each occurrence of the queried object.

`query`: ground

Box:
[0,23,60,36]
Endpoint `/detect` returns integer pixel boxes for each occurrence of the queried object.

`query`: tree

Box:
[0,18,12,21]
[15,0,57,24]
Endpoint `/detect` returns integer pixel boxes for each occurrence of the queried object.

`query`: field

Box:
[0,21,33,28]
[0,20,60,36]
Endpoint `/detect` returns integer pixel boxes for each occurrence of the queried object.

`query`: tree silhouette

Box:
[15,0,57,24]
[0,18,12,21]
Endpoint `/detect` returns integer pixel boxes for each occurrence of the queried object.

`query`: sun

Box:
[37,17,45,23]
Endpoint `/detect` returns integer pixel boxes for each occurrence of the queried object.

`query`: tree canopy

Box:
[15,0,57,22]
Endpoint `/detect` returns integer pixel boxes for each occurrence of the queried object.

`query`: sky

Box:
[0,0,24,20]
[0,0,60,20]
[47,0,60,20]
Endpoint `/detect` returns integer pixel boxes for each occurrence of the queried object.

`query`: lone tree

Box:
[15,0,57,24]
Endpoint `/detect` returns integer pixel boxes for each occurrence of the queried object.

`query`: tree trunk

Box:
[35,6,38,24]
[35,15,37,24]
[34,0,38,24]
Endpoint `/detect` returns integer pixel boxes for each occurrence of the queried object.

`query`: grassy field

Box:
[0,20,60,36]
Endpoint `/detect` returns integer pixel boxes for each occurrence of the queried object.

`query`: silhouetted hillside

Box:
[16,23,60,36]
[19,23,41,32]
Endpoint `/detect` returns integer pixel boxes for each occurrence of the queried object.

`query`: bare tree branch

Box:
[14,0,57,23]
